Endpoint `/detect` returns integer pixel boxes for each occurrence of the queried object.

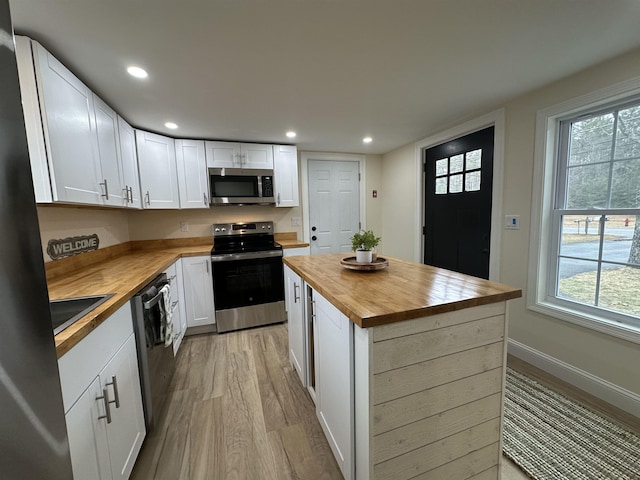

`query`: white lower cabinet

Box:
[165,259,188,355]
[182,255,216,328]
[59,303,146,480]
[284,265,306,385]
[311,287,354,480]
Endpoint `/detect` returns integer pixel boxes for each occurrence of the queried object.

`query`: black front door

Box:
[423,127,494,279]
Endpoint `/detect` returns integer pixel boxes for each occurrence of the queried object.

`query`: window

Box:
[531,88,640,340]
[434,149,482,195]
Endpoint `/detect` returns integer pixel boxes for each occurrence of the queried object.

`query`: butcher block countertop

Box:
[283,253,521,328]
[49,243,212,358]
[49,233,306,358]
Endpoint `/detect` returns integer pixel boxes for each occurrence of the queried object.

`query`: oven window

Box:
[212,256,284,310]
[210,175,258,197]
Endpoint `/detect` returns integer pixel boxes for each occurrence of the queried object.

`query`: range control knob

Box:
[267,225,271,229]
[214,228,220,232]
[262,225,266,229]
[221,227,226,232]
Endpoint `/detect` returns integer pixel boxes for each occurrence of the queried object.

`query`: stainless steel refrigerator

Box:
[0,0,73,477]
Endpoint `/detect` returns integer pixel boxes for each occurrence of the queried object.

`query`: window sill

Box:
[528,300,640,345]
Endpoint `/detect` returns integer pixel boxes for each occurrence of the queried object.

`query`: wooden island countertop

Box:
[283,253,521,328]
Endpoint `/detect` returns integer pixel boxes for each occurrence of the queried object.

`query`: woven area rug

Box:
[503,367,640,480]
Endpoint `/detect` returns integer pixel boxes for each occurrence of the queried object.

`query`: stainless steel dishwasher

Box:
[131,273,175,431]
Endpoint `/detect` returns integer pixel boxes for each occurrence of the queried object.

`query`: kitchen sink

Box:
[50,294,115,335]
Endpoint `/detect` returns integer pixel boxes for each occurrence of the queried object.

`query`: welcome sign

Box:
[47,234,99,260]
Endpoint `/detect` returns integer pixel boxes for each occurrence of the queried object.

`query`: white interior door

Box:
[308,160,360,255]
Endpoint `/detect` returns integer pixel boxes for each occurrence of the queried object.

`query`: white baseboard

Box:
[508,339,640,419]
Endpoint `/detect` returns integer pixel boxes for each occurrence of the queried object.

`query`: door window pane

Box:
[566,163,610,209]
[450,154,464,173]
[466,149,482,170]
[465,171,481,192]
[435,159,448,176]
[449,174,463,193]
[435,177,447,195]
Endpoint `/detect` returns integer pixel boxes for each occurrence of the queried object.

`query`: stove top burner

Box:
[211,221,281,255]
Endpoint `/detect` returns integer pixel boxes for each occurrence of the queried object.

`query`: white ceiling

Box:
[9,0,640,155]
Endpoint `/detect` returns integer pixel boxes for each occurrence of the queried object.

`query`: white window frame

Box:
[529,76,640,344]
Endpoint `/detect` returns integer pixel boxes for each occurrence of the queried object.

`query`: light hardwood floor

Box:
[136,323,640,480]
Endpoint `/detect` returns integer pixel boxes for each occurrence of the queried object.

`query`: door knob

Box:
[312,236,317,241]
[312,226,317,231]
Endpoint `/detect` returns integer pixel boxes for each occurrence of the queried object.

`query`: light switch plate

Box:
[180,221,189,232]
[291,216,301,227]
[504,215,520,230]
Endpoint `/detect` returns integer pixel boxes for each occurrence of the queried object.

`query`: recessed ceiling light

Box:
[363,137,373,144]
[164,122,178,130]
[126,66,148,79]
[286,131,297,138]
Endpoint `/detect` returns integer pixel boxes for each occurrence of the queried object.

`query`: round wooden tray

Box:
[340,256,389,271]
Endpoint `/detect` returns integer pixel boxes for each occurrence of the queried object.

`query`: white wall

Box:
[37,205,130,262]
[381,46,640,397]
[127,205,303,241]
[381,143,416,260]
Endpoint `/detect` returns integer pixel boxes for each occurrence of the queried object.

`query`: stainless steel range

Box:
[211,221,286,333]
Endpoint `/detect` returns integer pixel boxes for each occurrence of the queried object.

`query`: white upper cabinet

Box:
[17,37,104,205]
[175,139,209,209]
[205,141,240,168]
[273,145,299,207]
[242,143,274,169]
[136,130,180,209]
[117,116,142,209]
[205,141,273,169]
[93,95,126,207]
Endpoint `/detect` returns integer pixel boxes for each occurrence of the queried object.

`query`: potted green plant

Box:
[350,229,381,263]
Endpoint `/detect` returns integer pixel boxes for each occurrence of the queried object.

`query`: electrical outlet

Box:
[504,215,520,230]
[291,216,301,227]
[180,221,189,232]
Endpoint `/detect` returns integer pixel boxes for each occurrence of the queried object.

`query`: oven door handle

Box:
[210,250,283,263]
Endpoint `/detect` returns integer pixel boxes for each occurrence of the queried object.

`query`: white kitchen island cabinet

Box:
[284,265,306,386]
[312,287,355,480]
[182,255,216,328]
[205,141,274,169]
[175,139,209,209]
[136,130,180,209]
[58,302,146,480]
[273,144,299,207]
[283,253,521,480]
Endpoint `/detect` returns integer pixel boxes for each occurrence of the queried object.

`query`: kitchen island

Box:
[283,253,521,480]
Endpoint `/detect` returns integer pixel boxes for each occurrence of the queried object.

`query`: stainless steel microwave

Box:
[208,168,275,205]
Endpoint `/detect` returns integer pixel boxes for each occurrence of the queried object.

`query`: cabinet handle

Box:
[168,274,177,282]
[205,260,209,273]
[145,191,151,205]
[97,388,112,424]
[277,193,281,205]
[293,283,300,303]
[100,179,109,200]
[128,186,134,203]
[203,192,208,205]
[311,299,316,319]
[105,375,120,409]
[122,186,129,203]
